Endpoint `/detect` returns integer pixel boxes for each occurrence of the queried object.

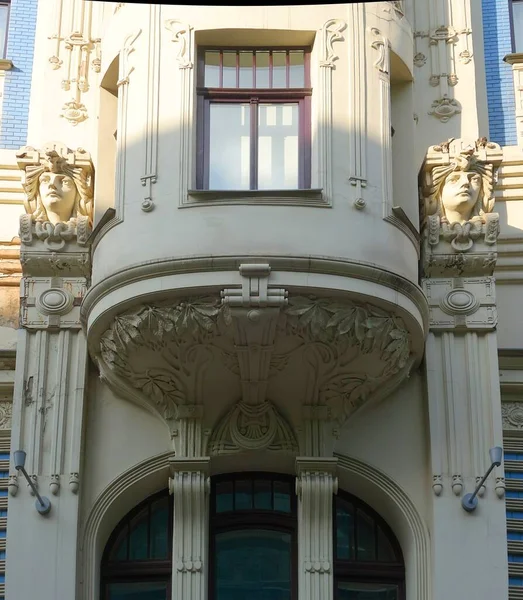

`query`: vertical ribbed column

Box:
[296,458,338,600]
[170,458,210,600]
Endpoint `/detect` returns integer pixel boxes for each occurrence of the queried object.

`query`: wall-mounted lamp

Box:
[461,446,503,513]
[13,450,51,515]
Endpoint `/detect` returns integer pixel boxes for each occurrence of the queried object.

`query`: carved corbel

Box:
[420,138,503,277]
[17,142,94,277]
[221,264,288,405]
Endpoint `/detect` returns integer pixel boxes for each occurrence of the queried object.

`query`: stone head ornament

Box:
[19,146,93,226]
[423,151,495,225]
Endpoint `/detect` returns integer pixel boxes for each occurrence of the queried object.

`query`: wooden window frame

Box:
[209,472,298,600]
[100,490,173,600]
[334,491,406,600]
[196,47,312,191]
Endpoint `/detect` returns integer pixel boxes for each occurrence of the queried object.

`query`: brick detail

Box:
[0,0,38,149]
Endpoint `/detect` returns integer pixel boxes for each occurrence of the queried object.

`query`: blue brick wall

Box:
[482,0,518,146]
[0,0,38,149]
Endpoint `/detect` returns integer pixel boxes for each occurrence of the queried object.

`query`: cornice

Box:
[81,254,429,332]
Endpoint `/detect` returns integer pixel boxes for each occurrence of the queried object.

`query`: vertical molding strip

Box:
[318,19,346,206]
[347,4,367,204]
[165,20,194,206]
[140,4,161,213]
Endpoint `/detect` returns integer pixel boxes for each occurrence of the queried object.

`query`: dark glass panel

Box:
[109,526,129,561]
[356,508,376,561]
[337,582,398,600]
[289,51,305,87]
[150,497,169,559]
[273,481,291,513]
[204,51,220,87]
[215,529,292,600]
[235,479,253,510]
[272,51,287,88]
[254,479,272,510]
[256,51,270,88]
[377,525,396,562]
[108,581,168,600]
[222,51,237,88]
[216,481,234,513]
[128,508,148,560]
[336,503,355,560]
[239,51,253,88]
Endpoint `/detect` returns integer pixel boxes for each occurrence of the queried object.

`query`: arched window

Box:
[334,492,405,599]
[101,491,172,600]
[210,473,297,600]
[100,476,405,600]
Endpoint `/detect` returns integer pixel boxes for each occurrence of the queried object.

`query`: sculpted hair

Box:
[423,152,495,222]
[22,150,93,223]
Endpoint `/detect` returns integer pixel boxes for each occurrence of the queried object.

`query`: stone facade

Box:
[1,2,523,600]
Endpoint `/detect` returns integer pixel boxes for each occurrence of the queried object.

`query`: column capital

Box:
[296,456,338,476]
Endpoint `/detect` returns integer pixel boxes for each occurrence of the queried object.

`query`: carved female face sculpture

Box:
[38,172,78,224]
[440,170,482,224]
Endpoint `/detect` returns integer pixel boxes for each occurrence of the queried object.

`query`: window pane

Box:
[377,525,396,562]
[239,51,253,88]
[109,526,129,561]
[215,529,292,600]
[108,581,168,600]
[0,5,7,59]
[272,51,287,87]
[235,479,253,510]
[289,52,305,87]
[273,480,291,512]
[209,103,250,190]
[356,508,376,561]
[514,2,523,52]
[256,51,270,88]
[216,481,234,513]
[254,479,272,510]
[204,51,220,87]
[336,503,355,560]
[258,103,298,190]
[337,582,398,600]
[128,508,148,560]
[223,51,237,88]
[150,497,169,559]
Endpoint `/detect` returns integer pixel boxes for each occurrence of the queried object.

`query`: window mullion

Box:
[250,98,259,190]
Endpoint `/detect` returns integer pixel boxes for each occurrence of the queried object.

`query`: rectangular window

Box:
[513,0,523,53]
[196,48,311,191]
[0,2,9,59]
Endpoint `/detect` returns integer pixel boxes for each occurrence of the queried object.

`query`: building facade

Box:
[0,1,523,600]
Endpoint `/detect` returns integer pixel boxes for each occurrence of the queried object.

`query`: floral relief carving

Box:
[0,401,12,429]
[96,294,414,431]
[502,403,523,430]
[17,142,94,249]
[164,20,193,69]
[414,52,427,67]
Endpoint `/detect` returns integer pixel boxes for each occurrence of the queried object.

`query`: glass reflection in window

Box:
[337,582,398,600]
[215,529,292,600]
[108,581,168,600]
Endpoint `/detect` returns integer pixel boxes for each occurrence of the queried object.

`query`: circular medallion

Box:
[36,288,74,316]
[440,288,479,316]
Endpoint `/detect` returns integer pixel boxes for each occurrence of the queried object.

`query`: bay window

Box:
[196,48,311,191]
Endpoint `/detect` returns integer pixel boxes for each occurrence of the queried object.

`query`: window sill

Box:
[184,188,329,208]
[504,53,523,66]
[0,59,13,71]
